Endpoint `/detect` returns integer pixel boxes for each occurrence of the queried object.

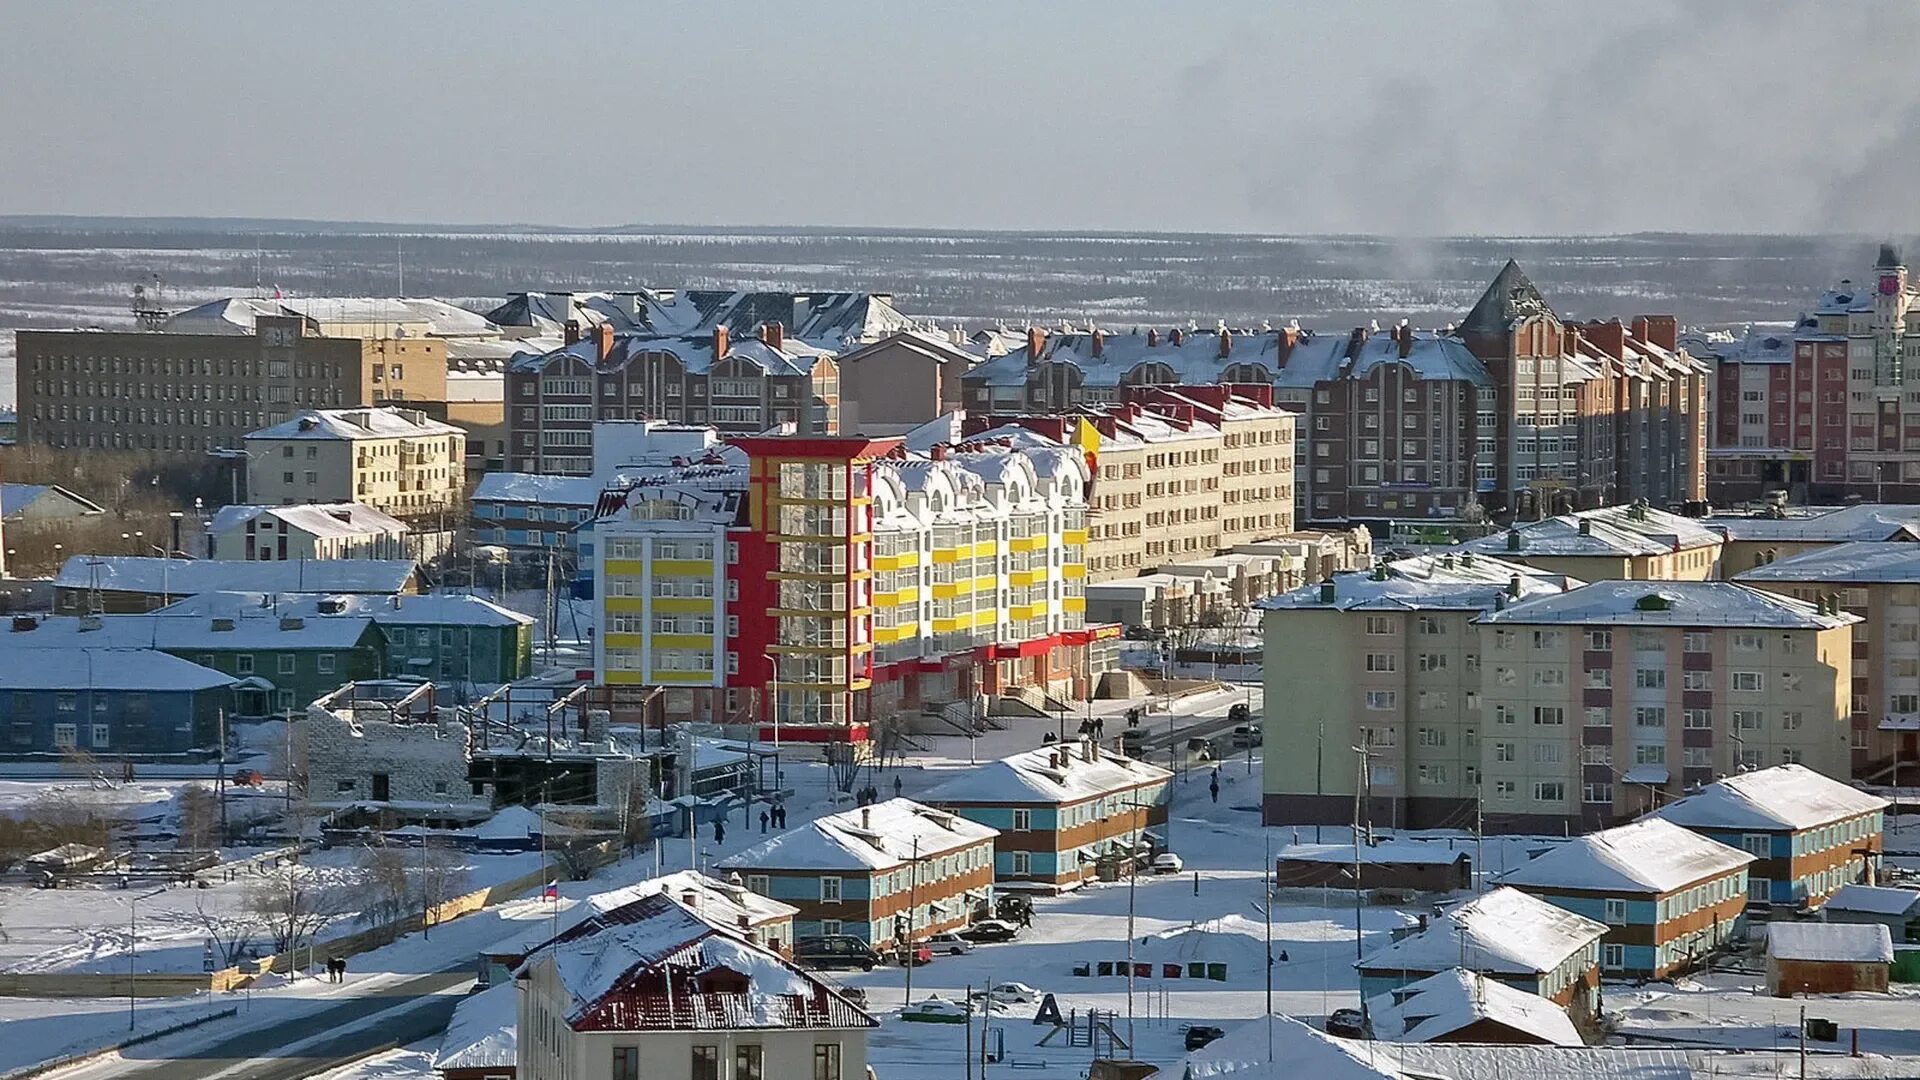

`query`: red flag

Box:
[543,881,558,900]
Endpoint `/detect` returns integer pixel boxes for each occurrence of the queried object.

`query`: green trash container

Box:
[1206,962,1228,982]
[1892,945,1920,983]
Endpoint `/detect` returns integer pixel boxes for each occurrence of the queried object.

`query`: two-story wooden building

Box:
[716,799,997,946]
[1500,818,1753,979]
[1653,764,1886,912]
[1356,887,1606,1020]
[922,740,1170,891]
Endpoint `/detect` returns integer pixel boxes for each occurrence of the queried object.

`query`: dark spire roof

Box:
[1877,242,1903,270]
[1460,259,1554,335]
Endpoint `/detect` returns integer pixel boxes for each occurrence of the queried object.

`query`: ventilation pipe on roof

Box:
[1319,579,1336,604]
[1218,328,1233,359]
[1146,329,1159,348]
[1578,518,1592,536]
[1506,529,1522,552]
[861,807,871,831]
[1494,592,1506,611]
[1169,328,1184,347]
[1441,552,1455,569]
[1461,552,1475,569]
[1508,574,1523,600]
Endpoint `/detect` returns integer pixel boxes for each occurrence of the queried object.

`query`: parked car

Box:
[1326,1008,1367,1038]
[793,935,881,972]
[970,981,1042,1005]
[1227,702,1251,724]
[901,995,972,1024]
[927,932,974,956]
[961,918,1021,943]
[995,894,1034,925]
[1231,724,1262,748]
[1184,1025,1227,1051]
[839,985,869,1008]
[1151,852,1185,875]
[1185,736,1215,761]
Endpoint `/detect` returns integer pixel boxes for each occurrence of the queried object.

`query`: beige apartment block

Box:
[1737,541,1920,777]
[245,407,466,518]
[1478,581,1855,833]
[1461,502,1724,583]
[1259,552,1579,829]
[16,314,448,454]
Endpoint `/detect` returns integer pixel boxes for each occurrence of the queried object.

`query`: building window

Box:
[1365,653,1395,673]
[736,1045,765,1080]
[1364,690,1396,711]
[90,724,109,748]
[1604,898,1628,924]
[236,655,254,675]
[1532,781,1566,803]
[1532,706,1564,726]
[692,1045,720,1080]
[813,1043,843,1080]
[1012,809,1032,831]
[1730,671,1763,692]
[1603,943,1625,969]
[318,654,336,675]
[820,876,842,903]
[52,723,76,748]
[278,653,296,675]
[1012,850,1031,876]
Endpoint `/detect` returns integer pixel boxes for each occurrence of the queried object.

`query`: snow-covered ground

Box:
[1613,974,1920,1058]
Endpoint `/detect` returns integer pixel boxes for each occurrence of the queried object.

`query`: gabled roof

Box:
[1,483,105,518]
[1479,580,1855,629]
[1357,888,1605,978]
[1734,540,1920,584]
[716,798,997,873]
[1823,883,1920,916]
[1765,922,1893,964]
[154,590,532,629]
[1653,764,1886,832]
[472,472,609,506]
[0,647,234,693]
[1258,553,1576,613]
[1462,505,1723,560]
[54,555,417,595]
[1461,260,1553,335]
[1365,967,1584,1046]
[5,602,378,652]
[431,982,516,1072]
[246,407,464,441]
[922,743,1170,805]
[208,502,409,541]
[1706,504,1920,543]
[1499,818,1752,895]
[499,870,797,959]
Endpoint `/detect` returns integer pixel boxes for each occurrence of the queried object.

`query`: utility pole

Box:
[1352,742,1369,962]
[1474,776,1485,895]
[904,836,921,1007]
[1315,719,1325,844]
[216,708,229,842]
[1264,832,1274,1061]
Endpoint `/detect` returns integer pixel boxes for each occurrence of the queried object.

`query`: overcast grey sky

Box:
[4,1,1917,235]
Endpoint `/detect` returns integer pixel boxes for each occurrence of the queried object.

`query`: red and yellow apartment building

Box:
[592,433,1115,742]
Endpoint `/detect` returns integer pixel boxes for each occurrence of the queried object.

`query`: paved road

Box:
[94,968,470,1080]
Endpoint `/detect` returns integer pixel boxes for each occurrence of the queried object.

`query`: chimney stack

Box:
[761,321,785,350]
[1147,328,1159,348]
[861,807,871,830]
[1218,328,1233,359]
[594,322,614,361]
[1169,328,1184,347]
[1398,322,1413,359]
[564,319,582,345]
[1027,326,1046,359]
[1091,328,1105,358]
[713,324,730,358]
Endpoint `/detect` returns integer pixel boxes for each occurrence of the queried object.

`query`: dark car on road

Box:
[794,935,881,972]
[961,918,1021,943]
[1185,1025,1226,1050]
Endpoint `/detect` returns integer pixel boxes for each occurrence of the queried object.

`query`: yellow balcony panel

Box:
[653,597,718,615]
[652,558,713,576]
[652,632,713,648]
[1063,564,1088,579]
[603,671,647,685]
[973,540,999,556]
[603,633,644,648]
[932,616,966,634]
[605,597,647,614]
[873,554,903,571]
[932,583,960,600]
[1064,597,1086,612]
[931,548,960,565]
[1063,529,1088,545]
[649,670,717,685]
[603,559,645,575]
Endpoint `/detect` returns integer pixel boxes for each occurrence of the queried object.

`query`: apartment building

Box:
[715,799,998,945]
[1123,385,1296,544]
[959,264,1706,526]
[514,892,875,1080]
[922,740,1171,891]
[1706,503,1920,576]
[245,407,466,518]
[506,324,840,474]
[16,313,450,454]
[1653,764,1886,912]
[1459,502,1725,583]
[835,328,983,431]
[1695,245,1920,505]
[1258,552,1579,829]
[1478,581,1855,832]
[1355,887,1605,1014]
[1500,817,1752,979]
[591,431,1098,740]
[1737,541,1920,775]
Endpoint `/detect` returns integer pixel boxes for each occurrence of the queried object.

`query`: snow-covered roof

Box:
[1259,553,1577,613]
[430,982,516,1072]
[1734,541,1920,584]
[1181,1013,1410,1079]
[165,296,502,338]
[6,601,378,652]
[54,555,416,595]
[1499,818,1752,895]
[1685,325,1796,366]
[500,870,798,959]
[154,590,532,629]
[1822,883,1920,916]
[1357,888,1605,978]
[1706,504,1920,544]
[472,471,609,506]
[509,330,835,378]
[1365,967,1583,1046]
[1,482,105,518]
[246,407,464,441]
[208,502,409,541]
[717,798,997,873]
[1653,764,1887,832]
[0,647,233,692]
[1277,840,1473,867]
[1480,580,1856,629]
[921,743,1170,805]
[1461,505,1723,560]
[1765,922,1893,964]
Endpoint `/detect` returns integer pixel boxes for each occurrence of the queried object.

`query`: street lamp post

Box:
[128,886,167,1031]
[762,652,782,788]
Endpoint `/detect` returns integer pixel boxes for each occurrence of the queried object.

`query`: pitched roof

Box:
[1357,888,1605,978]
[1479,580,1855,629]
[245,407,464,441]
[1258,553,1577,612]
[1734,540,1920,584]
[54,555,417,595]
[1653,764,1887,832]
[0,647,234,693]
[1461,260,1554,335]
[1365,967,1584,1046]
[155,590,532,628]
[472,471,609,506]
[1461,505,1723,560]
[1706,504,1920,543]
[922,743,1170,805]
[1,483,105,518]
[4,602,378,652]
[716,798,997,873]
[1499,818,1753,895]
[1182,1013,1410,1080]
[1765,922,1893,964]
[964,326,1492,390]
[499,870,798,959]
[208,502,409,541]
[1822,883,1920,916]
[431,982,516,1072]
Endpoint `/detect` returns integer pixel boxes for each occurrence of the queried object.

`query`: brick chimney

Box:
[1633,315,1679,352]
[713,324,730,358]
[564,319,582,345]
[1169,328,1184,347]
[1218,328,1233,359]
[1583,319,1626,361]
[761,321,785,350]
[1090,328,1105,358]
[593,322,614,361]
[1346,326,1369,360]
[1276,326,1298,366]
[1397,323,1413,359]
[1027,326,1046,360]
[1146,328,1159,348]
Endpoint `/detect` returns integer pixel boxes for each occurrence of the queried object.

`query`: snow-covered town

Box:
[8,7,1920,1080]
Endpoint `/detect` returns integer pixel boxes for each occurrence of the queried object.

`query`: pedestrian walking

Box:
[893,774,903,798]
[1209,778,1220,804]
[714,818,726,844]
[760,809,770,834]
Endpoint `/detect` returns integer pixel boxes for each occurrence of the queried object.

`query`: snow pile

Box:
[431,983,517,1072]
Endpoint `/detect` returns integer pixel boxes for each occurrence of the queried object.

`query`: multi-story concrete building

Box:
[245,407,466,518]
[1458,502,1725,583]
[1706,503,1920,574]
[835,328,983,432]
[1258,552,1579,829]
[1500,817,1752,979]
[592,432,1101,740]
[922,740,1171,891]
[959,263,1706,525]
[1696,245,1920,504]
[506,324,841,475]
[716,799,997,945]
[514,891,876,1080]
[1478,581,1855,832]
[1653,764,1886,913]
[16,306,458,454]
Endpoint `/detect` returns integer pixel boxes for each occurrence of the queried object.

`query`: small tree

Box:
[356,843,472,939]
[176,785,220,855]
[190,892,263,969]
[824,742,860,795]
[246,863,355,964]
